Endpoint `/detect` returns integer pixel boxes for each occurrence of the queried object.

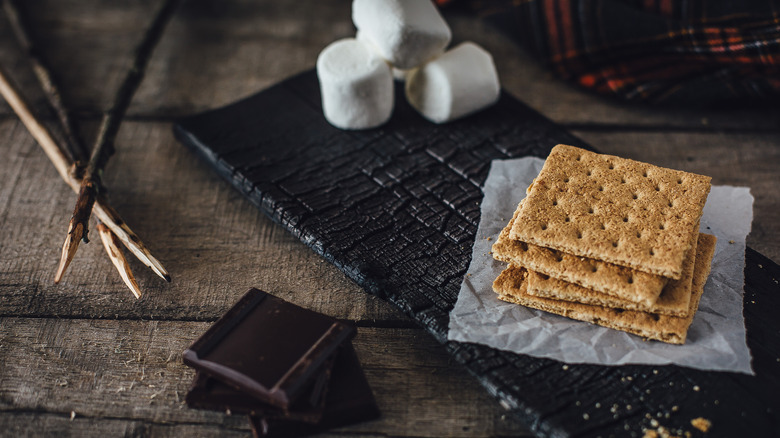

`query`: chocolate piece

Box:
[183,288,355,408]
[248,342,380,437]
[185,353,335,424]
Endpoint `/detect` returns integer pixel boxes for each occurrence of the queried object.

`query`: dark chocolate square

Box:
[183,288,355,408]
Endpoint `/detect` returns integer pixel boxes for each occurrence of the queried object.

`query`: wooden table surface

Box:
[1,1,778,437]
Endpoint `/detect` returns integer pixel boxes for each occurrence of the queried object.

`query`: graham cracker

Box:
[493,208,668,307]
[525,232,703,316]
[508,145,711,279]
[493,233,717,344]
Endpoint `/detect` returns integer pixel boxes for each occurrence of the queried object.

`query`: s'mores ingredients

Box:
[492,145,715,344]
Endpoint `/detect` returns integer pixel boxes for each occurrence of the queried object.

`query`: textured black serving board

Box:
[174,70,780,437]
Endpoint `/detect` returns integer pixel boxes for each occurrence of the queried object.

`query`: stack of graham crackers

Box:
[492,145,716,344]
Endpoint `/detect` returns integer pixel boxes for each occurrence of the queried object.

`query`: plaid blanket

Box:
[441,0,780,104]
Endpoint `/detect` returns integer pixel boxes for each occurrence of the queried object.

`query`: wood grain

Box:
[0,318,529,437]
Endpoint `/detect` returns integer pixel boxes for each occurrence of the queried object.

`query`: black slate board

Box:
[174,70,780,437]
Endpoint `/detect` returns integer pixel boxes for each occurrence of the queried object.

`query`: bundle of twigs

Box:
[0,0,182,298]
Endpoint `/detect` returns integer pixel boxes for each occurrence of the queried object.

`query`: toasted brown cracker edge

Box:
[526,231,702,316]
[493,208,668,306]
[493,234,717,344]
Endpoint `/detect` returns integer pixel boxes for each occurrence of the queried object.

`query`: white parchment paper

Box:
[448,157,754,374]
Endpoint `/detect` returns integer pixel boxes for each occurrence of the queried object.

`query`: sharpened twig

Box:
[94,198,170,282]
[3,0,88,163]
[61,0,182,281]
[0,67,170,283]
[98,223,142,299]
[54,180,95,283]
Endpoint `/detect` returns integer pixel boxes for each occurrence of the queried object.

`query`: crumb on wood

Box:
[691,417,711,433]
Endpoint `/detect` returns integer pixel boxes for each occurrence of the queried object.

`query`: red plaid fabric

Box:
[440,0,780,104]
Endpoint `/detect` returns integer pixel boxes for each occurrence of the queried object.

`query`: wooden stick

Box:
[0,67,71,183]
[0,66,170,283]
[98,223,142,299]
[3,0,88,163]
[54,182,92,283]
[60,0,182,281]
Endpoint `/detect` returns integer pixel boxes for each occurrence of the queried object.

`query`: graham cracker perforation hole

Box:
[612,241,619,248]
[622,217,629,223]
[651,314,660,321]
[598,186,604,192]
[520,242,528,251]
[586,170,592,176]
[540,273,550,280]
[576,231,583,239]
[620,177,626,184]
[541,224,548,231]
[556,256,563,262]
[565,216,571,222]
[591,266,598,273]
[659,223,665,230]
[632,193,638,200]
[649,249,655,256]
[627,277,634,284]
[564,177,570,183]
[608,163,615,170]
[655,185,661,192]
[588,207,594,214]
[600,223,606,230]
[519,242,529,251]
[677,178,683,184]
[636,231,642,238]
[552,200,558,206]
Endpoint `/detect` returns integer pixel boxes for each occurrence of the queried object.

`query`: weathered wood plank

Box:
[575,130,780,263]
[0,413,249,438]
[0,0,778,129]
[0,318,530,437]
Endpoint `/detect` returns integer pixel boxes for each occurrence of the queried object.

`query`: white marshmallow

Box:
[356,29,410,82]
[316,38,394,130]
[352,0,451,70]
[405,42,500,124]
